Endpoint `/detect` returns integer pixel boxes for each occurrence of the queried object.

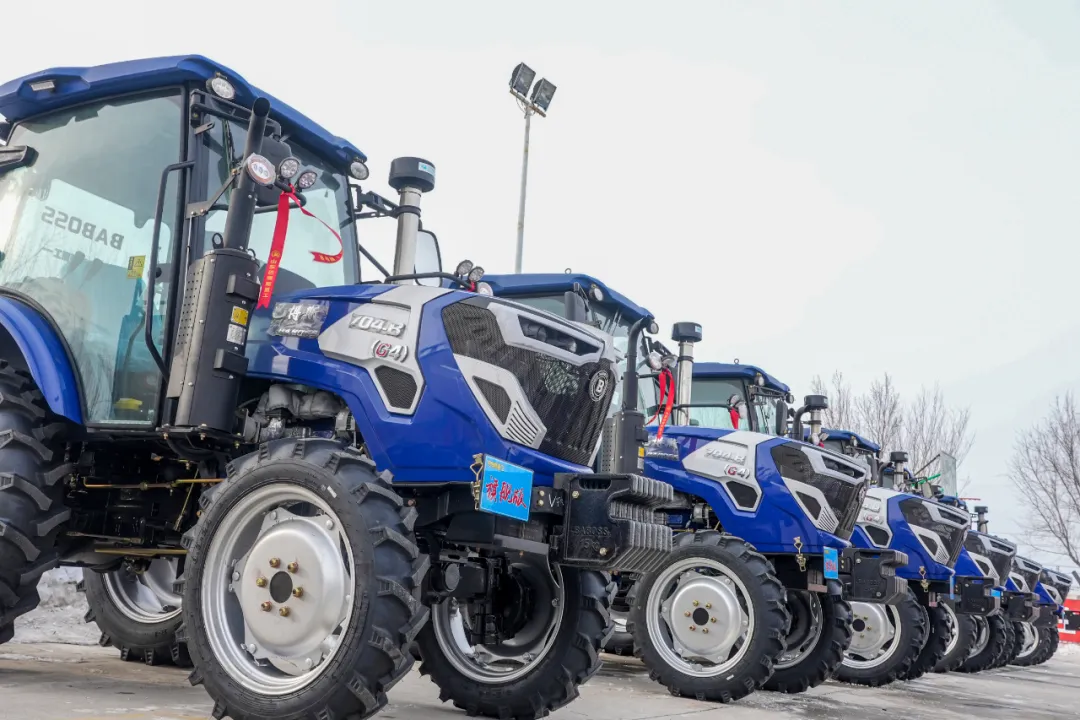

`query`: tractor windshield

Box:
[0,90,184,424]
[686,377,746,431]
[749,388,786,436]
[200,117,359,293]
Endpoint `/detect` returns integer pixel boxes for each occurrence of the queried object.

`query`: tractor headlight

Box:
[278,156,301,180]
[245,154,276,186]
[296,170,319,189]
[208,76,236,100]
[349,160,370,181]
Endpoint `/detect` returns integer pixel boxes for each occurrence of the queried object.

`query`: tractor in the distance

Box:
[0,57,671,720]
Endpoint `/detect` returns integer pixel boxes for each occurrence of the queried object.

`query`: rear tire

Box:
[763,588,852,694]
[80,559,191,666]
[629,531,789,703]
[835,589,927,687]
[415,566,614,720]
[180,439,429,720]
[602,578,635,657]
[957,613,1007,673]
[903,603,949,680]
[0,362,71,646]
[933,606,977,673]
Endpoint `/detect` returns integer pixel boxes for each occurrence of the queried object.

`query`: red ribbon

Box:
[729,408,740,430]
[647,368,675,440]
[257,189,343,309]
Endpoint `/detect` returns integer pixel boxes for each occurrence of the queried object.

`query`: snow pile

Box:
[1056,641,1080,657]
[12,567,99,646]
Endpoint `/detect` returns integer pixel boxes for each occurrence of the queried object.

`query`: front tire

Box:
[763,587,852,694]
[80,558,191,666]
[957,613,1008,673]
[1010,621,1041,666]
[180,439,429,720]
[933,605,977,673]
[1031,625,1058,666]
[835,589,928,687]
[993,619,1018,668]
[0,362,70,646]
[629,531,789,703]
[903,603,949,679]
[415,565,613,719]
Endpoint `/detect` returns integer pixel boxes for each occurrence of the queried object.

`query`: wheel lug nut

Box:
[231,571,240,582]
[261,601,272,612]
[684,611,691,617]
[325,519,334,530]
[689,625,696,631]
[256,577,267,588]
[292,587,304,598]
[269,558,280,568]
[702,628,709,634]
[287,561,299,573]
[279,606,291,617]
[692,600,699,607]
[710,617,717,623]
[705,603,712,609]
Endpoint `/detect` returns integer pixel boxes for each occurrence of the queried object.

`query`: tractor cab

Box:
[0,56,381,427]
[689,362,792,435]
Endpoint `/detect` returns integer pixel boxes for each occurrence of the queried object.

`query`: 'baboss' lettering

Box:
[41,206,124,249]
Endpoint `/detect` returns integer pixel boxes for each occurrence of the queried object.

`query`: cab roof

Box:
[0,55,365,166]
[819,428,881,453]
[692,362,790,394]
[483,273,652,322]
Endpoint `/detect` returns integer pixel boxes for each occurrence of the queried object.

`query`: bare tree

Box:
[902,384,975,475]
[855,372,904,454]
[1009,394,1080,567]
[810,370,857,432]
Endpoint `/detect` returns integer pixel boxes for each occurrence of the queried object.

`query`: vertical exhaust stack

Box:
[886,451,908,491]
[670,322,702,427]
[167,98,270,433]
[974,505,989,534]
[791,395,828,446]
[388,157,435,282]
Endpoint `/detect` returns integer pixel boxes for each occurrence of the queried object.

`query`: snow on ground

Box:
[12,568,99,646]
[1058,641,1080,656]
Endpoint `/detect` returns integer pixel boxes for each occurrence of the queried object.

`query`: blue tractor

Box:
[813,430,973,685]
[485,273,907,700]
[0,57,674,720]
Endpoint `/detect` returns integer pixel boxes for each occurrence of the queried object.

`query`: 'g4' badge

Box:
[588,370,610,402]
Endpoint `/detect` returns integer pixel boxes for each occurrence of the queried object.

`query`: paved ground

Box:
[2,642,1079,720]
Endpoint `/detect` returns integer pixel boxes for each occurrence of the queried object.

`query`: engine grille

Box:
[900,498,967,567]
[771,444,866,540]
[1041,569,1072,602]
[965,532,1016,582]
[442,301,615,466]
[1013,558,1042,594]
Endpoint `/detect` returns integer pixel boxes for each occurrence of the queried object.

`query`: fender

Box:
[0,295,83,424]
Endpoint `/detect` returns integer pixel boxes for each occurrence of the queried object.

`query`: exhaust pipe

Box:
[974,505,989,534]
[388,157,436,282]
[670,322,702,427]
[792,395,828,445]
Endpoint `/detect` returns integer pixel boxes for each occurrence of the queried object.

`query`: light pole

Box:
[509,63,557,273]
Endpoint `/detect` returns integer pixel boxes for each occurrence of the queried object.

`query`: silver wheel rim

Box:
[432,563,564,683]
[104,558,183,624]
[645,556,753,678]
[775,591,823,670]
[844,602,900,670]
[943,605,959,656]
[200,483,355,696]
[969,616,989,658]
[1016,622,1038,659]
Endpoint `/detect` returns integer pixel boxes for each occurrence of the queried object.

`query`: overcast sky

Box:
[6,1,1080,567]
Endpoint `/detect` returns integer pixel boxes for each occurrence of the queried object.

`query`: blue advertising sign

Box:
[477,455,533,522]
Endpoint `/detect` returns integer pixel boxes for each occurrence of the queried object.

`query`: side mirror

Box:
[0,145,35,176]
[414,229,442,287]
[563,290,588,323]
[775,399,789,436]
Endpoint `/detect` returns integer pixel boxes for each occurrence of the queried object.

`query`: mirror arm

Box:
[383,271,467,288]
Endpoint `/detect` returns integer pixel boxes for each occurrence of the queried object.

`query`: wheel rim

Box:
[645,556,754,678]
[1016,622,1038,659]
[104,557,183,624]
[969,615,989,658]
[432,562,564,683]
[200,483,355,696]
[775,591,823,670]
[942,604,959,656]
[844,601,900,669]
